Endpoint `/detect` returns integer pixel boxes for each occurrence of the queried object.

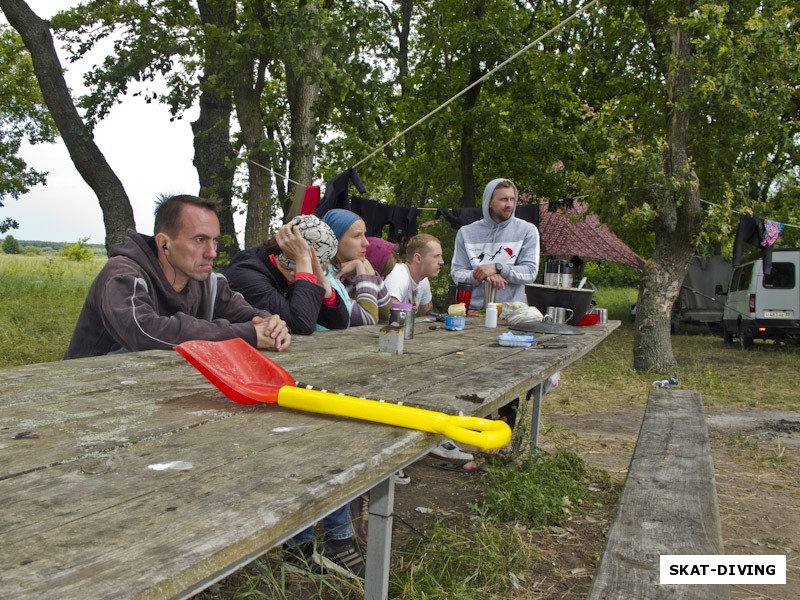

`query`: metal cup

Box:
[391,303,415,339]
[389,308,406,330]
[483,281,497,308]
[545,306,574,324]
[403,308,415,339]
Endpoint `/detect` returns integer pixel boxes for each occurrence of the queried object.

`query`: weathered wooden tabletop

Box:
[0,318,618,599]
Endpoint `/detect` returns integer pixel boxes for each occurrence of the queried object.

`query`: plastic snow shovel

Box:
[175,338,511,450]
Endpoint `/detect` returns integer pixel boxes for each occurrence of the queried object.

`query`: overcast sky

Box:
[3,1,203,245]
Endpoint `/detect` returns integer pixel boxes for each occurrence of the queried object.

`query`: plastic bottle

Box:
[484,303,498,328]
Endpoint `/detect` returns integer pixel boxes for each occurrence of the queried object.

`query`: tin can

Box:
[391,302,415,339]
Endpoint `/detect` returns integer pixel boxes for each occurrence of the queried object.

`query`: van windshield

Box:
[762,262,795,289]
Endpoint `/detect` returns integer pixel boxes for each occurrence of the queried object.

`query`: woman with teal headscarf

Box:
[322,209,391,325]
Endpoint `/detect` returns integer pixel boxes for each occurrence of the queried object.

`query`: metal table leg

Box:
[364,476,395,600]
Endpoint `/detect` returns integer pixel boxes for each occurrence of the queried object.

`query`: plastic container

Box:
[497,332,535,347]
[484,303,498,328]
[444,315,466,330]
[456,282,473,309]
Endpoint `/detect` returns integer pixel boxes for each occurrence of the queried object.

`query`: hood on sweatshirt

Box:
[482,178,519,222]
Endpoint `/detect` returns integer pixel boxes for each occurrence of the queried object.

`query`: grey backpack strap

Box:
[207,273,220,321]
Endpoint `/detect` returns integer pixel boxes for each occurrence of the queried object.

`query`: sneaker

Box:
[430,440,474,461]
[319,536,366,579]
[281,540,325,575]
[393,469,411,485]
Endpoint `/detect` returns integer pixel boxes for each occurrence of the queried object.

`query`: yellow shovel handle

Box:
[277,386,511,450]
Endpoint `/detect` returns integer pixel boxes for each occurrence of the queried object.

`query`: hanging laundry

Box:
[435,204,540,230]
[387,205,421,242]
[351,197,421,243]
[435,207,483,229]
[351,196,395,237]
[300,186,321,216]
[732,214,784,275]
[762,219,784,248]
[313,168,366,217]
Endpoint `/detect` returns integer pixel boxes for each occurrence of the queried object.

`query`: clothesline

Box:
[245,157,800,234]
[415,195,589,210]
[700,199,799,229]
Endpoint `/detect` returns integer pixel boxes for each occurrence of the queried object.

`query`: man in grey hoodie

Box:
[451,178,540,310]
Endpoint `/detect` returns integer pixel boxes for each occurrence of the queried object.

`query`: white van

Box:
[722,249,800,348]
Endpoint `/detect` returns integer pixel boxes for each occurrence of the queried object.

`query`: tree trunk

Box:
[284,2,322,222]
[459,75,482,208]
[234,75,273,249]
[193,0,239,259]
[1,0,134,251]
[285,63,320,220]
[633,15,701,372]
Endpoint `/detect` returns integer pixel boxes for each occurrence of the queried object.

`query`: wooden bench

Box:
[588,389,728,600]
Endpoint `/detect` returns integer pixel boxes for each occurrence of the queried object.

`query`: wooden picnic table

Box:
[0,317,618,600]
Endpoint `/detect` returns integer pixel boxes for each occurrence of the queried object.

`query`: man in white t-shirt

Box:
[385,234,473,463]
[384,233,442,315]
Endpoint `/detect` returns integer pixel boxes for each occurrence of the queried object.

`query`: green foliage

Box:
[390,520,533,599]
[593,286,639,322]
[60,237,95,262]
[21,245,42,256]
[584,261,641,288]
[0,25,57,206]
[480,450,589,528]
[578,1,800,249]
[2,234,21,254]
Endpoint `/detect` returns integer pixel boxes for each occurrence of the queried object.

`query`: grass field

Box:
[0,253,106,367]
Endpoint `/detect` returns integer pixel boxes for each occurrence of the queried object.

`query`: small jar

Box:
[484,303,498,328]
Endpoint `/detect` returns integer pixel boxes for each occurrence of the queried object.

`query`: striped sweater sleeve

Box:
[347,274,391,326]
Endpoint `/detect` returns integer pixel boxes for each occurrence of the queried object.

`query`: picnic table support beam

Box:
[364,476,395,600]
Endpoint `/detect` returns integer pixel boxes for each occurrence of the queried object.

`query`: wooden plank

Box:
[1,409,422,599]
[588,389,728,600]
[0,320,620,600]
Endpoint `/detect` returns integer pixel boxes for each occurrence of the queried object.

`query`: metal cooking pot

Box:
[544,259,573,287]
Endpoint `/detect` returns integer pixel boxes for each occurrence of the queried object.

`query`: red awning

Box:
[536,200,644,270]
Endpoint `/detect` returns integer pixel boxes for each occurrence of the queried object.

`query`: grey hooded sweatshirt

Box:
[450,178,540,309]
[65,230,269,359]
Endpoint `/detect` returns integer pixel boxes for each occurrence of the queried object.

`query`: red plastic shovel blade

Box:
[175,338,296,405]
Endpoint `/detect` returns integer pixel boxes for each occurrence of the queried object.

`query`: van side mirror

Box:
[715,284,726,296]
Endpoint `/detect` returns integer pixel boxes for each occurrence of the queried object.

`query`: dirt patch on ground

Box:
[389,406,799,599]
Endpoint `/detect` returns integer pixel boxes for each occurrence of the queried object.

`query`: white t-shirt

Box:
[384,263,432,310]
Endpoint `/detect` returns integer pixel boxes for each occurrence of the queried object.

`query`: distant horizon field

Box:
[0,237,106,248]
